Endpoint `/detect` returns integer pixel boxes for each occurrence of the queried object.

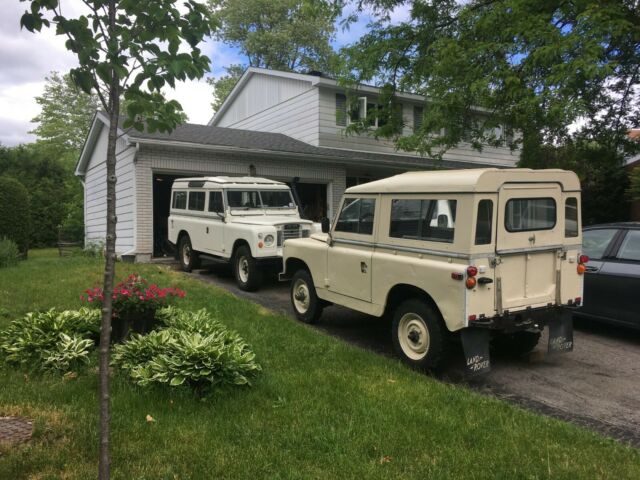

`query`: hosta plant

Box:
[112,308,261,393]
[0,308,100,372]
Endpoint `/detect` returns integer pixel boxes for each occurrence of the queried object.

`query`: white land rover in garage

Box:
[168,176,315,291]
[282,168,585,374]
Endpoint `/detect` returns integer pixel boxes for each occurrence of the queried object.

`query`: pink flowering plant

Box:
[82,274,186,340]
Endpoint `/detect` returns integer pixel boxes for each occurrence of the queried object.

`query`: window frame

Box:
[171,190,187,210]
[388,198,457,244]
[564,197,579,238]
[208,190,225,214]
[187,190,206,212]
[504,197,557,233]
[333,196,377,237]
[474,199,494,245]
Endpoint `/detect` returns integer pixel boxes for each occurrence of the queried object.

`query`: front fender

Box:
[282,238,328,288]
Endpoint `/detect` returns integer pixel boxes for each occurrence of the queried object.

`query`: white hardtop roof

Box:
[172,176,287,188]
[346,168,581,194]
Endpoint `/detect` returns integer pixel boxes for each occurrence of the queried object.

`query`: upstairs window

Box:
[172,191,187,209]
[336,93,347,126]
[413,106,423,133]
[188,191,205,211]
[335,198,376,235]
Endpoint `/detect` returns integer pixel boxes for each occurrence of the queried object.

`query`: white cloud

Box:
[166,78,213,125]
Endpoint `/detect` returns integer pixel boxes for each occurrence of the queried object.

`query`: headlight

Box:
[264,234,275,246]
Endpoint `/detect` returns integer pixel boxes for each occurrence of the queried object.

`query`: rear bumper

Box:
[468,305,578,333]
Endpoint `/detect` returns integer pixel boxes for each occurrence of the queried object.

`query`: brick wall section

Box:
[134,145,346,258]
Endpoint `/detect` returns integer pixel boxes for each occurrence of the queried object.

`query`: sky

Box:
[0,1,410,147]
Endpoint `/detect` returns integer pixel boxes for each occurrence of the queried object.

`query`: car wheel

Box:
[234,245,262,291]
[290,269,323,324]
[392,299,446,371]
[178,235,200,272]
[491,331,541,357]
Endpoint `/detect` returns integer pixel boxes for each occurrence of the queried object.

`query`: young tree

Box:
[342,0,640,158]
[19,1,214,477]
[31,71,101,152]
[207,0,343,110]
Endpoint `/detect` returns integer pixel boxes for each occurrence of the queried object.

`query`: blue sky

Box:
[0,1,410,146]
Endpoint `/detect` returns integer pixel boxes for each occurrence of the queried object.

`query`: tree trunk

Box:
[99,3,119,478]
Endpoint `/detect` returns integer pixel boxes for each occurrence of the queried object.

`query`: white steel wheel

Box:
[397,312,430,361]
[238,255,250,284]
[292,278,311,314]
[178,235,199,272]
[182,242,192,266]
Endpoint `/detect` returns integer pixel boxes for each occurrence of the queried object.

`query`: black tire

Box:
[491,331,541,357]
[290,269,323,324]
[178,235,200,272]
[391,298,447,371]
[234,245,262,291]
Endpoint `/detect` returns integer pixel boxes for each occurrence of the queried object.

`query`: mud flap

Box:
[460,328,491,375]
[548,309,574,354]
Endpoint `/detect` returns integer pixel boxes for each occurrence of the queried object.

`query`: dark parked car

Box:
[576,223,640,329]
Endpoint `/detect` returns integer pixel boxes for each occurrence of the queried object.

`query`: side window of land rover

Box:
[390,199,457,243]
[172,191,186,209]
[334,198,376,235]
[208,191,224,213]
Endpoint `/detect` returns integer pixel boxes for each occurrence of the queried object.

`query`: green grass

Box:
[0,249,638,479]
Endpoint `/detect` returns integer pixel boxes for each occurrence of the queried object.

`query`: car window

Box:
[172,191,186,209]
[188,191,205,211]
[505,198,556,232]
[475,199,493,245]
[565,197,579,237]
[390,199,457,244]
[208,191,224,213]
[617,230,640,261]
[335,198,376,235]
[582,229,618,260]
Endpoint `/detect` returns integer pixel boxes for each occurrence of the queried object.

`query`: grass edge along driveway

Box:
[0,250,638,479]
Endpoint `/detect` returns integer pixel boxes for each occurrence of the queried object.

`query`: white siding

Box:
[318,87,519,167]
[83,125,137,254]
[216,73,314,128]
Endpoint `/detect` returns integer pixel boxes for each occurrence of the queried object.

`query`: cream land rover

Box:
[281,169,586,374]
[168,177,314,291]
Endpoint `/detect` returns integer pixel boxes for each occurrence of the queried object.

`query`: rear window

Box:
[188,192,205,211]
[475,199,493,245]
[172,191,187,209]
[505,198,556,232]
[565,197,579,237]
[582,229,618,260]
[390,199,457,243]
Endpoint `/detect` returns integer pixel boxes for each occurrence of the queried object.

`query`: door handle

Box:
[585,266,599,273]
[360,262,368,273]
[206,227,209,234]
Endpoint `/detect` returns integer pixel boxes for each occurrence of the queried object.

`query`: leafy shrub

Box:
[82,241,104,258]
[0,237,19,268]
[112,308,261,393]
[0,176,30,257]
[0,308,100,372]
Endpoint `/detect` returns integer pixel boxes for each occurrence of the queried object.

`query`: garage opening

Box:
[288,181,327,221]
[153,173,186,257]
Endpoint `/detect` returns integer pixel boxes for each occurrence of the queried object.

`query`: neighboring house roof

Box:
[76,111,489,176]
[209,67,429,127]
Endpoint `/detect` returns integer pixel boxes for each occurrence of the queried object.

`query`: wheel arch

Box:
[384,284,446,326]
[284,257,310,278]
[232,238,252,257]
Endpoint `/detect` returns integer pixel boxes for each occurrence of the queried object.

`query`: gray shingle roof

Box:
[126,121,489,170]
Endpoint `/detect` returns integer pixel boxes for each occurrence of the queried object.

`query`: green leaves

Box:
[112,308,262,394]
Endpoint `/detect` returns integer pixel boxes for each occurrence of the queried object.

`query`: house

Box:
[76,67,520,262]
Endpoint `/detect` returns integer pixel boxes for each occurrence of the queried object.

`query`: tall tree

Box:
[342,0,640,158]
[31,71,101,153]
[207,0,343,111]
[19,1,213,478]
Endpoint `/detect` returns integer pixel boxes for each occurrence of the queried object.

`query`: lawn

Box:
[0,250,638,479]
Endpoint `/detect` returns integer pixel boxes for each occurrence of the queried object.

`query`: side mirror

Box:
[321,217,331,233]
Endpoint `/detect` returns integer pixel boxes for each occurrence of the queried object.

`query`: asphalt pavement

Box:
[186,263,640,448]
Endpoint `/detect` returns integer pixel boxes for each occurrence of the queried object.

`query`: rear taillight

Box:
[466,265,477,289]
[577,254,588,275]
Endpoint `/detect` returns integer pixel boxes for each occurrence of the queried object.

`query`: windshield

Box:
[226,190,295,209]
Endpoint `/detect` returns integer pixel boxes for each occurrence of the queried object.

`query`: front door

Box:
[495,183,563,310]
[328,196,377,302]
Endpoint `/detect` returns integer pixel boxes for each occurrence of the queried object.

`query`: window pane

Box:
[335,94,347,126]
[582,229,618,260]
[359,198,376,235]
[208,191,224,213]
[188,192,205,211]
[617,230,640,261]
[505,198,556,232]
[172,191,186,209]
[422,200,456,243]
[335,198,361,233]
[259,190,294,208]
[565,197,579,237]
[413,106,423,133]
[390,199,421,239]
[475,199,493,245]
[227,190,260,208]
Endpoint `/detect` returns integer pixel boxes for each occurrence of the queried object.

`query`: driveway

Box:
[187,265,640,448]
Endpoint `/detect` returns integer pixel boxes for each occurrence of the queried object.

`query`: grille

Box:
[277,224,301,246]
